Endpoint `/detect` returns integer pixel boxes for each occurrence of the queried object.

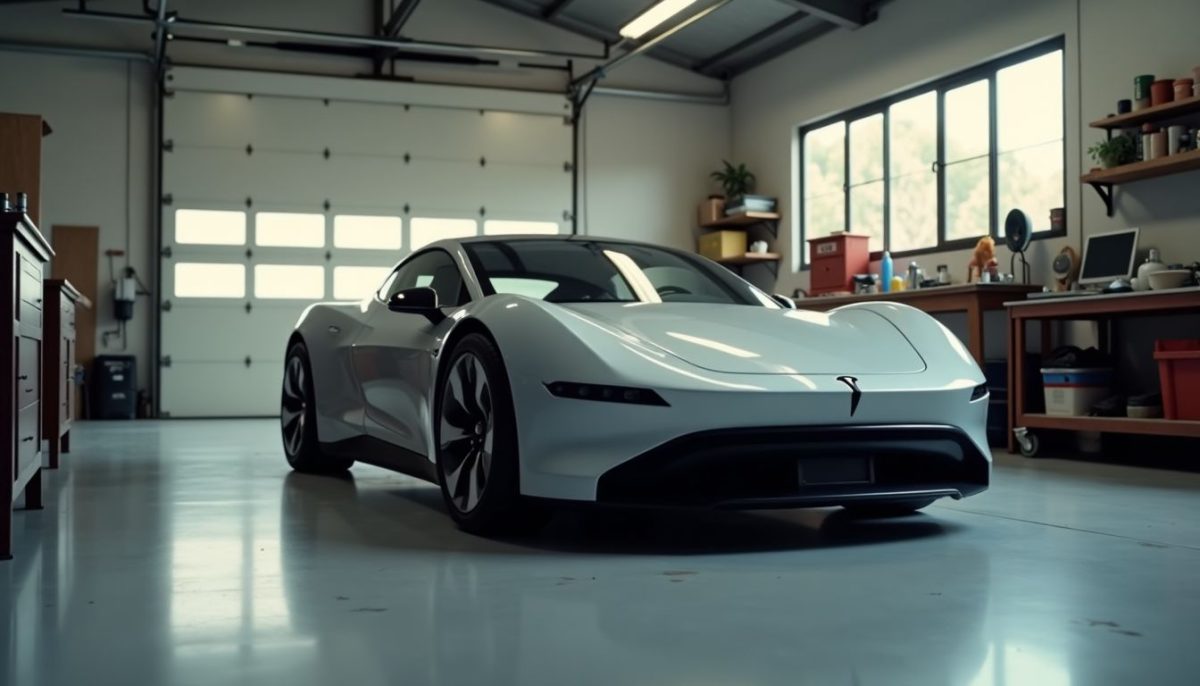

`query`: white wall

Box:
[0,0,729,407]
[0,50,156,384]
[731,0,1200,298]
[582,95,729,250]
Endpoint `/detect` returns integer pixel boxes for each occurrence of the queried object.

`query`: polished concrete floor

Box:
[2,420,1198,686]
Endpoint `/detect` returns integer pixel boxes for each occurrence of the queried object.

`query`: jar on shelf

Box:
[1150,79,1175,106]
[1174,79,1194,101]
[1134,74,1155,110]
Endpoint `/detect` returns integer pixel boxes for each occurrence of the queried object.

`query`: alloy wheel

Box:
[281,355,307,456]
[439,353,494,513]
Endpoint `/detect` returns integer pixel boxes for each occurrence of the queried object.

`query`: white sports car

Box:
[282,235,990,533]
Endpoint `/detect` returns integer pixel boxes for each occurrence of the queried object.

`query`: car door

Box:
[352,249,470,456]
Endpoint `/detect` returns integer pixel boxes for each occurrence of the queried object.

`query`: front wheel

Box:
[281,342,353,474]
[435,333,545,536]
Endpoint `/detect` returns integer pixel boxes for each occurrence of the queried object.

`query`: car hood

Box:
[560,303,926,375]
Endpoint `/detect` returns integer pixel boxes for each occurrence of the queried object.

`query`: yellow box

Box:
[698,230,747,261]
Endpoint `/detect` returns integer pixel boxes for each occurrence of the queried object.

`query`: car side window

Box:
[384,250,468,307]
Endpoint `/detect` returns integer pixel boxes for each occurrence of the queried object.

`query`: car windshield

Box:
[463,239,776,306]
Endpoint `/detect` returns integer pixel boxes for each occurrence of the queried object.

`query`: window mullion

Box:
[883,109,890,254]
[843,122,851,233]
[936,88,947,249]
[988,74,999,238]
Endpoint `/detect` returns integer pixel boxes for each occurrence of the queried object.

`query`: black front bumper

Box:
[595,424,990,509]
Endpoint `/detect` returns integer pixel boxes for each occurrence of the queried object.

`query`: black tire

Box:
[841,497,937,518]
[434,333,545,536]
[281,342,353,474]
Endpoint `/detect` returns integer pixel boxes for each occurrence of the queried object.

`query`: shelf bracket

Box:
[1089,182,1114,217]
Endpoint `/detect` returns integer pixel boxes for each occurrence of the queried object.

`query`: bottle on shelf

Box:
[881,251,893,293]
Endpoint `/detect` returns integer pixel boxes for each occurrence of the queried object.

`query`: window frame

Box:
[797,36,1066,270]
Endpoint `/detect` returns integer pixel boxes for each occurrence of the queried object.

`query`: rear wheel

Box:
[435,334,544,536]
[281,342,353,474]
[841,497,937,518]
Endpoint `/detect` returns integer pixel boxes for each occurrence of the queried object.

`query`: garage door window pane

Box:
[333,266,392,300]
[174,263,245,298]
[333,215,403,250]
[483,220,560,235]
[410,218,477,250]
[254,264,325,299]
[256,212,325,248]
[175,209,246,245]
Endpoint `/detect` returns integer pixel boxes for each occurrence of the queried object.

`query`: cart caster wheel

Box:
[1014,428,1040,457]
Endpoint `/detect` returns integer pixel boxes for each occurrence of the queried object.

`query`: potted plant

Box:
[711,160,757,198]
[711,160,773,216]
[1088,135,1136,169]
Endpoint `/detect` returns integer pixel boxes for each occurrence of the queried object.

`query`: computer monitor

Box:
[1079,228,1139,286]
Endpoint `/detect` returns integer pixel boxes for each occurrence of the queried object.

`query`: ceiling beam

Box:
[693,10,809,73]
[781,0,873,28]
[475,0,704,74]
[725,20,838,76]
[571,0,732,90]
[381,0,422,37]
[542,0,578,19]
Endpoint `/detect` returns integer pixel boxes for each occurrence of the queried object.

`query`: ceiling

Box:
[479,0,880,78]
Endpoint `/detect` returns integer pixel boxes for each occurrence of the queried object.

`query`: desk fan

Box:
[1004,209,1032,284]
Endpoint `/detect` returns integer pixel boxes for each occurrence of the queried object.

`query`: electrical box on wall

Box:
[115,276,136,320]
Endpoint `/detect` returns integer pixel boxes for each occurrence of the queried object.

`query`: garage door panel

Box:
[161,67,571,417]
[167,92,334,150]
[161,362,283,418]
[163,302,309,355]
[167,150,333,206]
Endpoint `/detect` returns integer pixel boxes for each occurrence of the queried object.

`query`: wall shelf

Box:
[1081,148,1200,184]
[1083,96,1200,217]
[716,252,780,265]
[1081,148,1200,216]
[1089,95,1200,130]
[701,211,780,228]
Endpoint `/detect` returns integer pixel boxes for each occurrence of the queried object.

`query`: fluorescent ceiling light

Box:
[619,0,699,39]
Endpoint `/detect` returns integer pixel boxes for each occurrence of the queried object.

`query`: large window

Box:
[797,39,1064,268]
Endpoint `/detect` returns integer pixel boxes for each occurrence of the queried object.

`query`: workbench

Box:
[1005,287,1200,455]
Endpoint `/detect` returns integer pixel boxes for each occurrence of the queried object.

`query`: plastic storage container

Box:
[1040,367,1112,416]
[1154,340,1200,420]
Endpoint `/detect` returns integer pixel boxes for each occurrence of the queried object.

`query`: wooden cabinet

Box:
[43,280,89,469]
[0,113,49,228]
[3,211,54,560]
[807,234,870,296]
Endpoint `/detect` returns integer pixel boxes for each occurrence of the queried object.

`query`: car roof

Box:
[424,234,679,253]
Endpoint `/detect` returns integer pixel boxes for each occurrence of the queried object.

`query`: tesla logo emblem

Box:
[837,376,862,416]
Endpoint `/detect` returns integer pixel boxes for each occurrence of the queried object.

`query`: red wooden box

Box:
[808,234,870,296]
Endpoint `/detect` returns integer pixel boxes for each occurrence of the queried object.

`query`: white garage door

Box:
[160,67,572,417]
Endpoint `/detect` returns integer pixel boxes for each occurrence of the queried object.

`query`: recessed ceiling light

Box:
[619,0,699,40]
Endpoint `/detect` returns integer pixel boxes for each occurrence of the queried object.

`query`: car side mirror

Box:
[771,293,797,309]
[388,286,445,322]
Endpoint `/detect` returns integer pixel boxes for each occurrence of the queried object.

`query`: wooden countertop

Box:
[795,283,1044,309]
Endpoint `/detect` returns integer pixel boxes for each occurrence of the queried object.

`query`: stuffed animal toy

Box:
[967,236,998,283]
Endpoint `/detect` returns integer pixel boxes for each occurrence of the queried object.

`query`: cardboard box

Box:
[697,197,725,226]
[698,230,747,261]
